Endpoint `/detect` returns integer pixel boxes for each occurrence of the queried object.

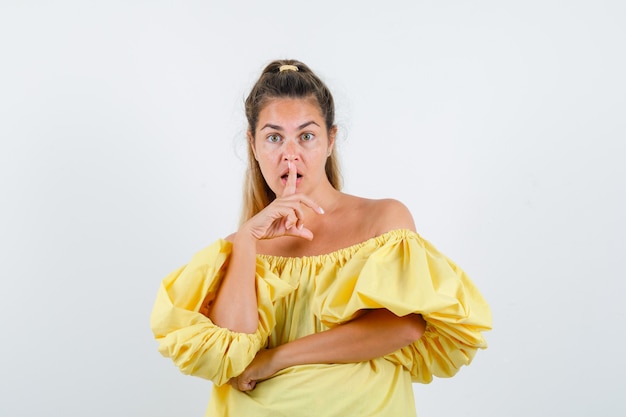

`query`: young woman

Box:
[150,59,492,416]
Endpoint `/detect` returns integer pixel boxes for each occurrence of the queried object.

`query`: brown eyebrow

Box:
[297,121,320,130]
[260,123,283,131]
[260,121,320,131]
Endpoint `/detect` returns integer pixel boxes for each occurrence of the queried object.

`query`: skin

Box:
[206,97,426,392]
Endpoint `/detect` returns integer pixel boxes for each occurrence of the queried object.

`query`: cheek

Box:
[256,147,279,164]
[310,147,328,162]
[255,149,280,177]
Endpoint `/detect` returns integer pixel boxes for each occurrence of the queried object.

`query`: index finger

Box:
[282,161,297,197]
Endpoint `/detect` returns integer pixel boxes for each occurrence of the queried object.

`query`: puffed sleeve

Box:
[150,239,296,386]
[316,230,492,383]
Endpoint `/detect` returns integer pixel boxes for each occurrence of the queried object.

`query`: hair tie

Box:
[279,64,299,72]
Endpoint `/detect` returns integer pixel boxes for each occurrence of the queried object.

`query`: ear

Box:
[247,130,258,161]
[327,125,337,156]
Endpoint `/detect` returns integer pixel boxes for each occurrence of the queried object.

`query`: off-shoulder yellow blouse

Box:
[150,229,492,417]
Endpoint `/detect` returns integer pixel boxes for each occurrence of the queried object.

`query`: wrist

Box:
[233,225,259,248]
[271,344,292,373]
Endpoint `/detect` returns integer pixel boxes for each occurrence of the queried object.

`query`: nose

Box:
[282,139,300,162]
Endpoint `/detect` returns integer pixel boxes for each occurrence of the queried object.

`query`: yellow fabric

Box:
[150,229,492,417]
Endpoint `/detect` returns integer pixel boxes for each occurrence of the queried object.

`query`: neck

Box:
[307,183,343,215]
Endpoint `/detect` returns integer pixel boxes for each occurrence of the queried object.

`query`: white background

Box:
[1,1,624,416]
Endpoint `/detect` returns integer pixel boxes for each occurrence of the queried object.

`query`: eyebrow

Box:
[260,121,320,131]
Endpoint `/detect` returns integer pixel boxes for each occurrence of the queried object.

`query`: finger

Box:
[280,197,322,232]
[290,204,306,230]
[284,212,299,230]
[293,194,325,215]
[289,225,314,241]
[277,194,324,216]
[239,378,256,391]
[283,196,314,231]
[230,377,256,392]
[282,161,297,197]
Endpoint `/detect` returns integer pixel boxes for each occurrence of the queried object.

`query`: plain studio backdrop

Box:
[1,1,624,416]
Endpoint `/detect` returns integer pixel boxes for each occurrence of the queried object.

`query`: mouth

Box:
[280,168,303,185]
[280,165,302,178]
[281,173,303,180]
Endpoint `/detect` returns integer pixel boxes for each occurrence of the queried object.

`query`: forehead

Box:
[257,97,324,128]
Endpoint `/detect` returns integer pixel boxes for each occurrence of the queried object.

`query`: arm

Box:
[206,161,324,334]
[231,309,426,391]
[206,232,259,333]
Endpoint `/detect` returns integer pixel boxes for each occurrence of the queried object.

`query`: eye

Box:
[301,132,314,141]
[267,134,282,143]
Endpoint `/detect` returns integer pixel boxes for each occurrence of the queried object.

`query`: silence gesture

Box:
[244,160,324,241]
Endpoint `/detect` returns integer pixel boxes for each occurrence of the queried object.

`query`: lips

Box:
[281,173,302,180]
[280,166,302,180]
[280,167,303,186]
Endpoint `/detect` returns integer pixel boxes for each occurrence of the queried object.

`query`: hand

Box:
[229,348,278,392]
[243,161,324,241]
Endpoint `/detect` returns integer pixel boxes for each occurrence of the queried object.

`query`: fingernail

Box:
[319,207,325,214]
[298,223,304,230]
[288,161,292,169]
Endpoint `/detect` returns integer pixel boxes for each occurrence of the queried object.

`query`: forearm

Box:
[272,309,426,370]
[207,232,258,333]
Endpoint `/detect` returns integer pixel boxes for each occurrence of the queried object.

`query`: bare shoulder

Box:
[366,198,417,235]
[224,232,236,242]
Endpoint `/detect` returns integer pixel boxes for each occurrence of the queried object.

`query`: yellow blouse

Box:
[150,229,492,417]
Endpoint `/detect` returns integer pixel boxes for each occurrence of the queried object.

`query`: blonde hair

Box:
[240,59,342,224]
